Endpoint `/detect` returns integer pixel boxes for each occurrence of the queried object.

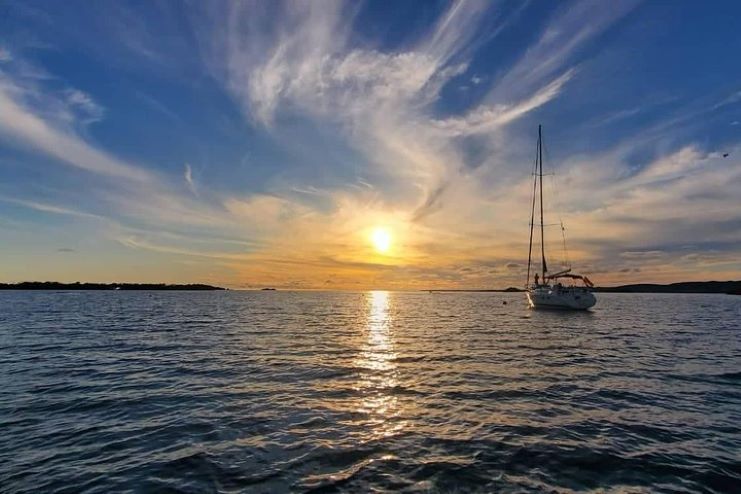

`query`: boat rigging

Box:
[525,125,596,310]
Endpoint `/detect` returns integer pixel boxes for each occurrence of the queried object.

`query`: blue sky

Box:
[1,0,740,288]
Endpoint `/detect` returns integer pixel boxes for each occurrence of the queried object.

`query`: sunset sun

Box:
[371,227,392,254]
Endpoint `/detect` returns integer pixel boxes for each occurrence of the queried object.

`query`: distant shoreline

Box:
[427,281,741,295]
[0,282,225,291]
[0,281,738,294]
[593,281,741,294]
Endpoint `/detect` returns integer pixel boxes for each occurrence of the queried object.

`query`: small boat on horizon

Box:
[525,125,596,310]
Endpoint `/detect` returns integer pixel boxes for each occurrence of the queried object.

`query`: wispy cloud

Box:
[487,0,641,102]
[184,163,197,195]
[0,78,152,182]
[62,88,104,125]
[712,89,741,110]
[432,69,575,137]
[0,195,104,220]
[0,46,12,62]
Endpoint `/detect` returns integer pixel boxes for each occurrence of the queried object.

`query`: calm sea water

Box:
[1,291,739,493]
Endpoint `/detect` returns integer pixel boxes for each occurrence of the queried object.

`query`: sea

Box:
[1,290,739,493]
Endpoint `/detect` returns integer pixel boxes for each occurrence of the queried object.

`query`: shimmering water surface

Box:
[1,291,740,493]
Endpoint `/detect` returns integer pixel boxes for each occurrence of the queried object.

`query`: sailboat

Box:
[525,125,596,310]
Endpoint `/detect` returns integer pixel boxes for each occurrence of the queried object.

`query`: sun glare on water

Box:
[371,227,392,254]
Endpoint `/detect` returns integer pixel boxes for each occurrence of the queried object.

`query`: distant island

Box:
[0,282,225,291]
[593,281,741,294]
[427,281,741,294]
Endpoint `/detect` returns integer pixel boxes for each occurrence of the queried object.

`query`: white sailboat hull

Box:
[527,286,596,310]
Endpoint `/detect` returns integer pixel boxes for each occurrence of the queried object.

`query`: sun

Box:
[371,227,392,254]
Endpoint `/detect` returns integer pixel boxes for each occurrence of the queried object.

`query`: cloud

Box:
[184,163,197,195]
[214,1,355,125]
[210,1,560,231]
[0,78,152,182]
[116,235,250,261]
[712,89,741,110]
[418,0,490,61]
[620,250,665,260]
[0,46,12,62]
[487,0,641,102]
[191,2,494,237]
[432,69,575,137]
[63,88,104,125]
[633,146,704,183]
[0,195,103,220]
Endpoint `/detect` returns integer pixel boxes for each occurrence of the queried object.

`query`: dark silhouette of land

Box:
[593,281,741,294]
[0,282,225,291]
[428,281,741,294]
[1,281,738,293]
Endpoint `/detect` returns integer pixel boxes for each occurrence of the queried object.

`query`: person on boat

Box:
[534,273,539,286]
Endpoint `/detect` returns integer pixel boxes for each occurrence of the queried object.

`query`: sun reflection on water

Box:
[355,291,405,437]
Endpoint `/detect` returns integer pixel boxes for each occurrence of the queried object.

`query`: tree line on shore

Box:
[0,282,225,290]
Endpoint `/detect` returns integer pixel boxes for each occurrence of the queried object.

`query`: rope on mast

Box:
[525,129,539,288]
[542,129,570,272]
[560,221,571,270]
[538,125,547,279]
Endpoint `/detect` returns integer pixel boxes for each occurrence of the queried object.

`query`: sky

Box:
[1,0,740,290]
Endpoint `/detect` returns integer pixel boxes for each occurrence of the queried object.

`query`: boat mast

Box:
[538,125,547,281]
[525,130,538,287]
